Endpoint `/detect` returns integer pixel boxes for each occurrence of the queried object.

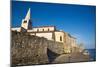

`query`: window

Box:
[60,36,62,41]
[43,29,44,31]
[24,20,27,23]
[48,28,49,31]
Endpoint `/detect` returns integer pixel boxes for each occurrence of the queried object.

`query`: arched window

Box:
[24,20,27,23]
[48,28,49,31]
[60,36,62,41]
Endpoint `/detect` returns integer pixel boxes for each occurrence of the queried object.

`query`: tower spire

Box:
[21,8,32,32]
[25,8,31,20]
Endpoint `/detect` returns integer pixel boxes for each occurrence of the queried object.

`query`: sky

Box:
[11,1,96,49]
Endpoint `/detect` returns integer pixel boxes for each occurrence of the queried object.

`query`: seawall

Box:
[11,31,90,66]
[11,31,65,65]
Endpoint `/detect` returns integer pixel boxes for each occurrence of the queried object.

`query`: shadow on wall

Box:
[47,48,60,62]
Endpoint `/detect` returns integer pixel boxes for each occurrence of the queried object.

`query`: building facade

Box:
[11,8,77,49]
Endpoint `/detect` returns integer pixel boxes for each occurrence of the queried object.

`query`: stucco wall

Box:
[54,31,64,43]
[32,26,55,32]
[11,27,21,32]
[36,32,53,40]
[70,37,76,47]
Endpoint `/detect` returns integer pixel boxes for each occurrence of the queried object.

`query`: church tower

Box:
[21,8,32,32]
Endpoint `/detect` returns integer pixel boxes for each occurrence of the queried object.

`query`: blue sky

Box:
[11,1,96,49]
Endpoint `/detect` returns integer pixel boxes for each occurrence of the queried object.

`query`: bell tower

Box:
[21,8,32,32]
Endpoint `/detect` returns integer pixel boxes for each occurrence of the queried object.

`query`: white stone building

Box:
[11,8,77,47]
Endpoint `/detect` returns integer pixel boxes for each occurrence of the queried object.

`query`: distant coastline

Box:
[87,49,96,61]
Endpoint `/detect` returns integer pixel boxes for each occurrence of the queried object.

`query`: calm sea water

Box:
[87,49,96,61]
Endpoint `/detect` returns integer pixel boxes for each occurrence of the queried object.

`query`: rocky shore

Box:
[51,52,90,64]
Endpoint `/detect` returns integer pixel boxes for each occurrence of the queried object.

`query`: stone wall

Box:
[11,31,66,65]
[11,31,90,66]
[11,31,49,65]
[47,40,64,54]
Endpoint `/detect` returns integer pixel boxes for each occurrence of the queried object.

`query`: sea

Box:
[87,49,96,61]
